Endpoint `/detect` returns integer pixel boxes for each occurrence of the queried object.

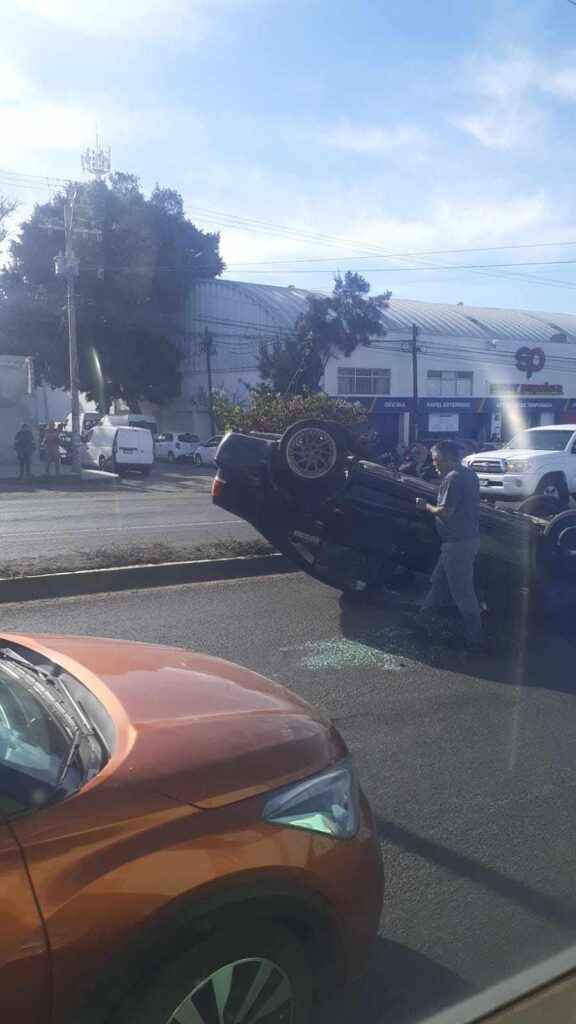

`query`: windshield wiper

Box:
[0,646,103,787]
[55,725,85,790]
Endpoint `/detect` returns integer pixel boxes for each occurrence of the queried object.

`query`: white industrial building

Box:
[180,279,576,448]
[0,355,37,462]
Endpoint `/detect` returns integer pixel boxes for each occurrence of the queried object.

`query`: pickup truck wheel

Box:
[518,495,565,518]
[536,474,569,507]
[278,420,346,491]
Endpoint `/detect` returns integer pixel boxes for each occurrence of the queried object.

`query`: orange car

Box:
[0,632,383,1024]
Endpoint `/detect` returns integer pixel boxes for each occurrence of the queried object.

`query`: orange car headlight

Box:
[262,756,359,840]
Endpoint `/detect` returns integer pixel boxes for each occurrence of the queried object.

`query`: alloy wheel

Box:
[285,427,337,479]
[167,956,293,1024]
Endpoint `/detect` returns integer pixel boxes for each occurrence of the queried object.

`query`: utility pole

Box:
[201,330,216,435]
[410,323,420,445]
[55,187,81,473]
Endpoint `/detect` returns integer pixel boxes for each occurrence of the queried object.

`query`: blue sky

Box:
[3,0,576,313]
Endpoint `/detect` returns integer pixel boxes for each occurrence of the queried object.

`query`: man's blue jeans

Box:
[421,538,483,644]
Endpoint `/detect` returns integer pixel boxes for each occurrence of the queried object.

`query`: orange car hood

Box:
[3,633,347,809]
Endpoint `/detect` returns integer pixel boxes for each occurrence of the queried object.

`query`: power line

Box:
[5,167,576,292]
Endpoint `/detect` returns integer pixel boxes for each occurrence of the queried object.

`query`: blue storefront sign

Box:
[347,395,576,418]
[418,396,576,413]
[351,397,414,413]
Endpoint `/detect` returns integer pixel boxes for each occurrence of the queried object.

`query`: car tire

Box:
[537,509,576,580]
[106,920,313,1024]
[194,453,203,467]
[278,419,346,490]
[167,451,175,464]
[536,474,569,507]
[517,495,566,518]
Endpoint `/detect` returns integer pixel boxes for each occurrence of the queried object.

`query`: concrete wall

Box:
[0,356,37,463]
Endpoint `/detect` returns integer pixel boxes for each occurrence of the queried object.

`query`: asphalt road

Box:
[0,473,256,562]
[3,573,576,1023]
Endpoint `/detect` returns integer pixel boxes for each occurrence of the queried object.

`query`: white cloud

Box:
[541,66,576,100]
[455,48,576,150]
[0,60,33,103]
[8,0,261,41]
[454,49,542,150]
[319,122,429,154]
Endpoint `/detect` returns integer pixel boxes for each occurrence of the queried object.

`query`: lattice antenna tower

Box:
[81,128,111,180]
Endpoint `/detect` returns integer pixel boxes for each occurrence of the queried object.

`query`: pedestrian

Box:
[410,438,429,478]
[396,439,408,461]
[41,420,61,477]
[415,439,483,650]
[14,423,35,480]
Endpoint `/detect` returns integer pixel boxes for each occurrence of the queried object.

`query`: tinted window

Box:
[179,433,199,443]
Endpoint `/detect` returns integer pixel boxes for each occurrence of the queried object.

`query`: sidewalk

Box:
[0,462,118,489]
[0,460,214,492]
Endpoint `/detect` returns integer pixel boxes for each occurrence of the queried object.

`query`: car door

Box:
[569,434,576,492]
[206,435,222,463]
[0,819,50,1021]
[155,432,172,460]
[82,428,95,466]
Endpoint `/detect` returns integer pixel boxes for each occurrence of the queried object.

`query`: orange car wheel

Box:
[107,920,313,1024]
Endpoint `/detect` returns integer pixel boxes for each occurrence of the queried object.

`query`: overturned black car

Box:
[213,419,576,610]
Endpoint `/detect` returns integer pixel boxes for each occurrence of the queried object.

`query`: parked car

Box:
[82,424,154,476]
[194,434,224,466]
[463,425,576,506]
[155,430,200,463]
[213,419,576,609]
[0,632,383,1023]
[98,413,158,436]
[57,431,73,465]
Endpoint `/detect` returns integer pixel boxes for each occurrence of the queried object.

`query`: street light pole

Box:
[201,330,216,436]
[62,189,81,474]
[410,323,420,445]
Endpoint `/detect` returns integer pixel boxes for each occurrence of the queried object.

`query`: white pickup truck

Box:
[463,425,576,506]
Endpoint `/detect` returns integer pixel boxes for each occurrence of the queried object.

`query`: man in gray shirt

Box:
[415,439,483,648]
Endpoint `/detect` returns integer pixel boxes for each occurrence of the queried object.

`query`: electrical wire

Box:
[5,167,576,292]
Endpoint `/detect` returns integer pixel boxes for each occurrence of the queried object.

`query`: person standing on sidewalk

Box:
[415,439,483,650]
[42,421,61,477]
[14,423,35,480]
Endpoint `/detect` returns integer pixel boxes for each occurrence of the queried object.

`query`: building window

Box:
[427,370,473,397]
[337,367,391,396]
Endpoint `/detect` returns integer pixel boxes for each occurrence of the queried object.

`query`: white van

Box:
[99,414,158,436]
[62,412,102,437]
[82,425,154,476]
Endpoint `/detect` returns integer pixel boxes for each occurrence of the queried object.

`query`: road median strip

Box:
[0,553,298,603]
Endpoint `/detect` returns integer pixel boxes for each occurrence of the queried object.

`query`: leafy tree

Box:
[0,197,17,244]
[0,175,224,410]
[257,272,391,395]
[213,387,373,449]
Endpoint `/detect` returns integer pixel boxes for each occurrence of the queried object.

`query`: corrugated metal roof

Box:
[193,280,576,345]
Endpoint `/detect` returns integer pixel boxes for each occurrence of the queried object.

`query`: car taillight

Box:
[212,475,226,499]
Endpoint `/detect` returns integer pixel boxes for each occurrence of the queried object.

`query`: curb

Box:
[0,554,298,604]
